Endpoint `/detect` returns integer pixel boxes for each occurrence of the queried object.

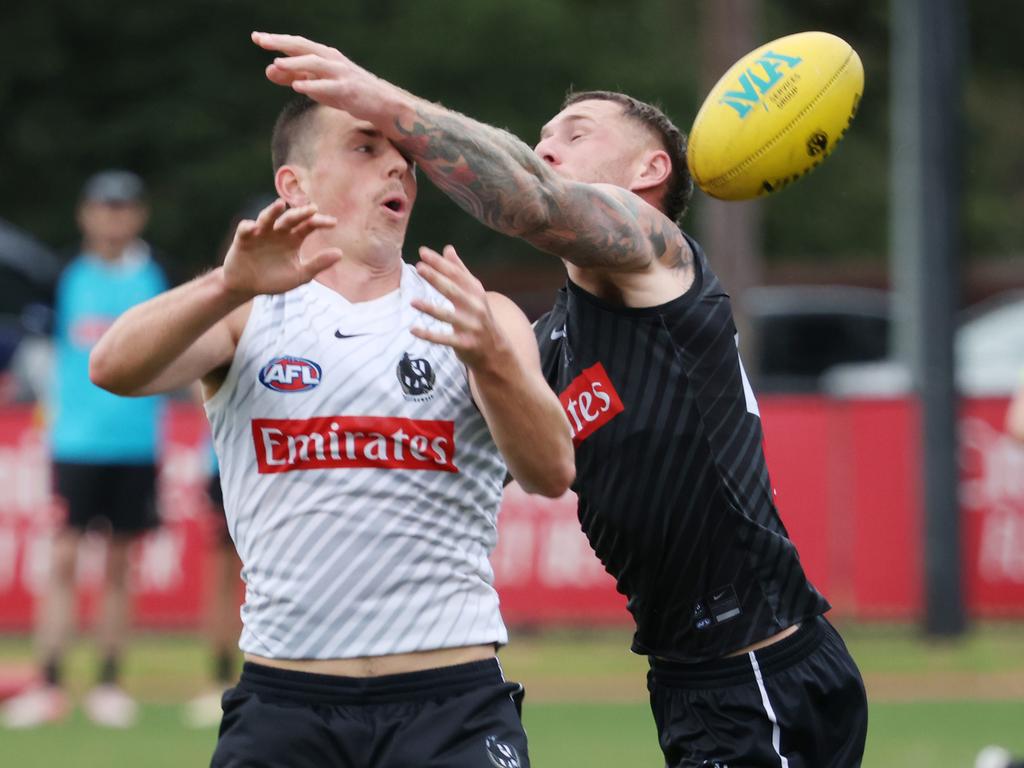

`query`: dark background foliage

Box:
[0,0,1019,294]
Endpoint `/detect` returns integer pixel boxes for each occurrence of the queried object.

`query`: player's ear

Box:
[631,149,672,193]
[274,164,310,208]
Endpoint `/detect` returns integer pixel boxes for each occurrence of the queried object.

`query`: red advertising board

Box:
[1,397,1022,631]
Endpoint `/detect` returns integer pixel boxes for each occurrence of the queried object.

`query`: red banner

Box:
[1,397,1023,630]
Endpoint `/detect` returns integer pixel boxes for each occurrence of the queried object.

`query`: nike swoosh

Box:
[334,331,370,339]
[550,327,566,340]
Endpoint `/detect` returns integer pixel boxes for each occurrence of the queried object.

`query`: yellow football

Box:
[686,31,864,201]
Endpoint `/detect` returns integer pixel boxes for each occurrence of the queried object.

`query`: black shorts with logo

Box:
[212,658,530,768]
[648,616,868,768]
[53,461,159,536]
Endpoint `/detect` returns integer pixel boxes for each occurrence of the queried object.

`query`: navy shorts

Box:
[212,658,530,768]
[648,616,868,767]
[53,461,159,536]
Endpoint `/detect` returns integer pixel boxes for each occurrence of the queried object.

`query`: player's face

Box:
[305,108,417,257]
[535,100,650,188]
[77,201,149,256]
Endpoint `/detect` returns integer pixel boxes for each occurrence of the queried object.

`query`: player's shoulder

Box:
[483,290,526,318]
[531,293,568,346]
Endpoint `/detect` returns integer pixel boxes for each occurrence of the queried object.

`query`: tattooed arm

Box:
[253,32,687,274]
[392,103,687,272]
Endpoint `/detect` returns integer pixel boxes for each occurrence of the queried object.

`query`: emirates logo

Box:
[250,416,457,474]
[558,362,625,445]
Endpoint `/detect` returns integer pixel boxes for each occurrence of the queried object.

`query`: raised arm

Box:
[410,245,574,497]
[90,201,341,397]
[253,33,684,273]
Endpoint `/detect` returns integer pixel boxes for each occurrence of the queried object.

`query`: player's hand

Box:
[251,32,393,120]
[221,198,342,299]
[410,245,507,371]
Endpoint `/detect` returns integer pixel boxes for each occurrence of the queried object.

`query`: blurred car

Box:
[955,290,1024,395]
[821,290,1024,398]
[743,285,1024,397]
[741,285,891,393]
[0,218,59,402]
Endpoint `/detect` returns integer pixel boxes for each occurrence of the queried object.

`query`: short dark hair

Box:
[562,90,693,223]
[271,95,322,173]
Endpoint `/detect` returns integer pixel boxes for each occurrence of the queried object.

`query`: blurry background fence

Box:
[1,396,1021,631]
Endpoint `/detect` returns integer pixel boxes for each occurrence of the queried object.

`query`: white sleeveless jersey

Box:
[205,263,509,659]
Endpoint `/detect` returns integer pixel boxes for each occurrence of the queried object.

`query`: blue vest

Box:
[49,248,167,463]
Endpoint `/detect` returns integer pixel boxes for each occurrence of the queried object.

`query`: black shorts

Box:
[212,659,530,768]
[53,461,159,536]
[648,616,867,768]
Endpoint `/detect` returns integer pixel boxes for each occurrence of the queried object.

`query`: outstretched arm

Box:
[410,245,574,497]
[90,201,342,397]
[252,33,685,273]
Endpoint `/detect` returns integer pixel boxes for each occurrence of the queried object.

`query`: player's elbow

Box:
[519,455,575,499]
[89,345,136,396]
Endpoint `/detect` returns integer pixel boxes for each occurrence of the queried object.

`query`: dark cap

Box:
[80,170,146,205]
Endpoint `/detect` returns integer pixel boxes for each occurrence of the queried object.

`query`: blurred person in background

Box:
[1006,376,1024,443]
[1,170,169,729]
[255,32,868,767]
[183,197,273,729]
[971,388,1024,768]
[182,437,242,729]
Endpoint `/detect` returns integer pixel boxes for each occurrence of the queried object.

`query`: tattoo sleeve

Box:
[393,103,685,272]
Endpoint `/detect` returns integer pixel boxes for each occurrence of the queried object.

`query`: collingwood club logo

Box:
[396,352,436,402]
[484,736,521,768]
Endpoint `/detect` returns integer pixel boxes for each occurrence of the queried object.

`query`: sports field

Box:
[1,622,1023,767]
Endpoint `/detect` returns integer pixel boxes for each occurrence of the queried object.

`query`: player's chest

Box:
[541,315,693,451]
[244,328,469,418]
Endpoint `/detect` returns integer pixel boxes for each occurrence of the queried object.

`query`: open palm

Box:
[222,199,342,298]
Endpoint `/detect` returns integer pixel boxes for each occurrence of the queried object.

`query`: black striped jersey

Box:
[533,235,830,662]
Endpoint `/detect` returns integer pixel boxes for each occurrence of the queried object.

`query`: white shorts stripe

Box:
[749,651,789,768]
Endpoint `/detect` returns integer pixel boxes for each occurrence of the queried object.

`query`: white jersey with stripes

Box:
[205,263,509,659]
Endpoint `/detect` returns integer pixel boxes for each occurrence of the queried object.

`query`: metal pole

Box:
[696,0,763,375]
[891,0,966,636]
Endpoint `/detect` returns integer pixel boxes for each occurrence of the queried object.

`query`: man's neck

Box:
[83,238,134,263]
[313,250,404,303]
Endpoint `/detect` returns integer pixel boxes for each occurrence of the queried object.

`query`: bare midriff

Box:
[725,623,800,658]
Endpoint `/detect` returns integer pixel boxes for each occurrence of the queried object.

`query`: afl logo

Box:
[396,352,435,402]
[259,356,323,393]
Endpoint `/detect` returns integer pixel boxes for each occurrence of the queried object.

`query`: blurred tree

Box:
[0,0,1019,295]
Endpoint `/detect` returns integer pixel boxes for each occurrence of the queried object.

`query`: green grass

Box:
[839,620,1024,675]
[867,700,1024,767]
[0,623,1022,766]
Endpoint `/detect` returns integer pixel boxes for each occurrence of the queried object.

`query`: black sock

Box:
[214,650,235,684]
[98,655,120,686]
[42,658,61,687]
